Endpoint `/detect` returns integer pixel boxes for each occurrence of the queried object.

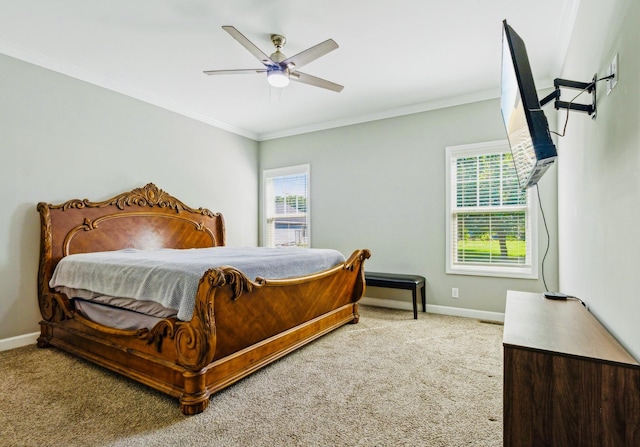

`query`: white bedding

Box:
[50,247,346,321]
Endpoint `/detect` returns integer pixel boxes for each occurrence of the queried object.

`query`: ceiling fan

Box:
[204,26,343,93]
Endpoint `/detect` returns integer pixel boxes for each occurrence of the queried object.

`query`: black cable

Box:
[568,296,587,308]
[536,174,587,308]
[535,184,550,292]
[537,76,616,303]
[550,87,588,137]
[595,74,616,82]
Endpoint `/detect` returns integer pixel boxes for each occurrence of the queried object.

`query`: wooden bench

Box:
[364,272,426,319]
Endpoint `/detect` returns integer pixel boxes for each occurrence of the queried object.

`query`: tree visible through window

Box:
[446,141,537,278]
[263,165,310,248]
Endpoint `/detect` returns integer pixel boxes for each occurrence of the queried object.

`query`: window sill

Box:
[447,264,538,279]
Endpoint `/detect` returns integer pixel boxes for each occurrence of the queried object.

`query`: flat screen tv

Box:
[501,20,557,190]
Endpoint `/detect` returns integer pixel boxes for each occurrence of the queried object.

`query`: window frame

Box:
[445,140,538,279]
[262,164,311,248]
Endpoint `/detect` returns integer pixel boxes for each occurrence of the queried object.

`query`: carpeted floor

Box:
[0,306,504,447]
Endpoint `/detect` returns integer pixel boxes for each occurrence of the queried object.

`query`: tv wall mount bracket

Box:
[540,73,613,120]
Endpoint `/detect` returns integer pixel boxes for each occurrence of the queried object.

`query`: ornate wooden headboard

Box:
[37,183,226,312]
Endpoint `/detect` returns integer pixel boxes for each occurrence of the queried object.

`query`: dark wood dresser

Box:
[503,290,640,447]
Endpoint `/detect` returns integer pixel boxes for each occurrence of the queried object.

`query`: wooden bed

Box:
[37,183,370,415]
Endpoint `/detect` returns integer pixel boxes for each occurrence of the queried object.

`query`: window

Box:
[263,164,310,248]
[445,141,537,278]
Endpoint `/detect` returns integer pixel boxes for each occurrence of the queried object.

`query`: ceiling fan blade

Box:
[290,71,344,92]
[222,26,277,67]
[203,69,266,75]
[282,39,339,71]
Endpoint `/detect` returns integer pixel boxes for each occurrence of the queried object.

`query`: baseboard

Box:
[0,332,40,352]
[426,304,504,323]
[360,297,504,323]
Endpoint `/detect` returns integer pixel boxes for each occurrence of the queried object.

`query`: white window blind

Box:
[446,141,537,278]
[263,165,310,248]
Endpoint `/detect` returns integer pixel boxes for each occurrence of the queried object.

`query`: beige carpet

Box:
[0,306,504,447]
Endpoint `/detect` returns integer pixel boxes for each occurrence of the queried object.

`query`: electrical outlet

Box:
[452,287,459,299]
[607,53,618,94]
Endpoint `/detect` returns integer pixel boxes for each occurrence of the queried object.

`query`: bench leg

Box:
[421,284,426,313]
[412,289,418,319]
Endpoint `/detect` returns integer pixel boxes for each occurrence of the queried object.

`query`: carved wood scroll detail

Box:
[137,266,256,371]
[39,292,74,323]
[138,319,176,352]
[52,183,219,218]
[207,266,256,299]
[174,267,256,370]
[344,249,372,270]
[174,300,215,371]
[37,203,54,319]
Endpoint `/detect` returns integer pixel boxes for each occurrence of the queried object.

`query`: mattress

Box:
[51,246,346,323]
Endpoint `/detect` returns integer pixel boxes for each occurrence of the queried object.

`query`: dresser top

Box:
[504,290,639,367]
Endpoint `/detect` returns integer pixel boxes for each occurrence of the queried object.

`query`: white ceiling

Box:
[0,0,579,141]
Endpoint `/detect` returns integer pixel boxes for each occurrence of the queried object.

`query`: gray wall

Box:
[259,98,559,315]
[558,0,640,358]
[0,54,259,340]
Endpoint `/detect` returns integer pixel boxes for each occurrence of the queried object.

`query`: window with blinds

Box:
[445,141,537,278]
[263,164,310,248]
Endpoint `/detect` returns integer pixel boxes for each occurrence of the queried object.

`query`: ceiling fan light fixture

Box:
[267,68,290,88]
[206,26,342,92]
